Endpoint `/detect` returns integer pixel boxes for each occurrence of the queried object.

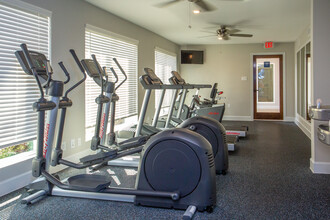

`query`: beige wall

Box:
[0,0,179,194]
[180,43,295,120]
[310,0,330,173]
[295,25,311,51]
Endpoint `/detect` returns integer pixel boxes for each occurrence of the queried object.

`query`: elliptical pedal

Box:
[67,174,111,191]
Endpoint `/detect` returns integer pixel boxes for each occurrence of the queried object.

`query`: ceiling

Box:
[85,0,311,45]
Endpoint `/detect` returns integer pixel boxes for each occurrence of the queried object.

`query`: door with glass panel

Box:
[253,55,283,119]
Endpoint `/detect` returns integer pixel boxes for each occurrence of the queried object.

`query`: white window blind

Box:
[85,27,138,132]
[0,2,50,149]
[155,49,177,113]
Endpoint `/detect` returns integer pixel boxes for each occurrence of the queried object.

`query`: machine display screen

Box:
[81,59,101,77]
[144,68,160,81]
[31,54,46,69]
[171,71,184,82]
[15,50,47,75]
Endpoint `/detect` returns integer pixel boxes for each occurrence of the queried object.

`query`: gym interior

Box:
[0,0,329,219]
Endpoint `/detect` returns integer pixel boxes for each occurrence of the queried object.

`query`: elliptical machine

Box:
[104,66,229,174]
[16,44,216,219]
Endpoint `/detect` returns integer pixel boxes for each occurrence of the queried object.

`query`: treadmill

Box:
[168,71,240,151]
[192,82,248,138]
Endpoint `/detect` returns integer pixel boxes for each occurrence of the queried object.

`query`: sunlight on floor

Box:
[0,195,21,208]
[124,169,137,176]
[111,176,121,185]
[106,169,115,175]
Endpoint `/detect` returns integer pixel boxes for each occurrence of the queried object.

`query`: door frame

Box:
[250,52,286,120]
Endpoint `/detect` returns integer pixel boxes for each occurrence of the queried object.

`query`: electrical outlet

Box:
[77,138,82,147]
[71,139,75,148]
[62,141,66,150]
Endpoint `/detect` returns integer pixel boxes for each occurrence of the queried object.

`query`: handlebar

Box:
[20,43,35,69]
[20,43,44,98]
[110,67,119,84]
[102,66,109,84]
[43,60,53,88]
[66,49,87,98]
[58,61,70,84]
[70,49,85,73]
[113,58,127,91]
[91,54,105,95]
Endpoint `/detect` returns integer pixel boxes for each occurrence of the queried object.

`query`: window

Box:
[85,25,138,140]
[154,48,177,115]
[296,42,311,121]
[0,1,50,160]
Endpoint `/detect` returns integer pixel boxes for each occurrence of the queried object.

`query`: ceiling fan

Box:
[203,25,253,40]
[156,0,216,12]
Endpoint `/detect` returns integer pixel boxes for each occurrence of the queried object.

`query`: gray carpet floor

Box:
[0,121,329,220]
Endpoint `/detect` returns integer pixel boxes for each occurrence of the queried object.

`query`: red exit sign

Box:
[264,41,274,49]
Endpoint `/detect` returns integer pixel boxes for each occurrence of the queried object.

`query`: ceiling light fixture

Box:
[193,9,200,14]
[217,36,222,40]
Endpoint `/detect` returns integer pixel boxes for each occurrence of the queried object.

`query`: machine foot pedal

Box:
[67,174,111,191]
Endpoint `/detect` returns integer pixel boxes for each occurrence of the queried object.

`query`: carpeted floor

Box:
[0,121,329,220]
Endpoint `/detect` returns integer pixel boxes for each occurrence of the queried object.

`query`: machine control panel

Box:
[81,59,103,78]
[143,68,162,85]
[15,50,48,79]
[171,71,186,85]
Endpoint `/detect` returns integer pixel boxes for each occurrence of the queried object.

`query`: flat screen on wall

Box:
[181,50,204,64]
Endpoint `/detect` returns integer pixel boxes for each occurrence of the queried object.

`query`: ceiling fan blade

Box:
[229,33,253,37]
[155,0,182,8]
[226,29,240,34]
[198,35,216,38]
[200,30,216,34]
[195,0,216,12]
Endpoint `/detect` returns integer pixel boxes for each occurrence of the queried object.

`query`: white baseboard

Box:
[223,116,253,121]
[223,115,295,122]
[284,117,295,122]
[0,171,34,197]
[0,148,92,197]
[295,115,311,139]
[310,158,330,174]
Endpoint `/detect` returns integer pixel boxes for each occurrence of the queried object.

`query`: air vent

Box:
[207,152,215,168]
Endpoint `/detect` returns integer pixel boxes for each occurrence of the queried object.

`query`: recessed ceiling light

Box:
[193,10,200,14]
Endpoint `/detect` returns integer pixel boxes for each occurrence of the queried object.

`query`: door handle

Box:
[254,89,260,92]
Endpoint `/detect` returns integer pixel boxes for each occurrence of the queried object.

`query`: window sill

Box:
[0,151,35,169]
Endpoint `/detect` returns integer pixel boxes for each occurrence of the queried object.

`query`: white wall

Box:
[310,0,330,174]
[180,43,295,121]
[0,0,179,196]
